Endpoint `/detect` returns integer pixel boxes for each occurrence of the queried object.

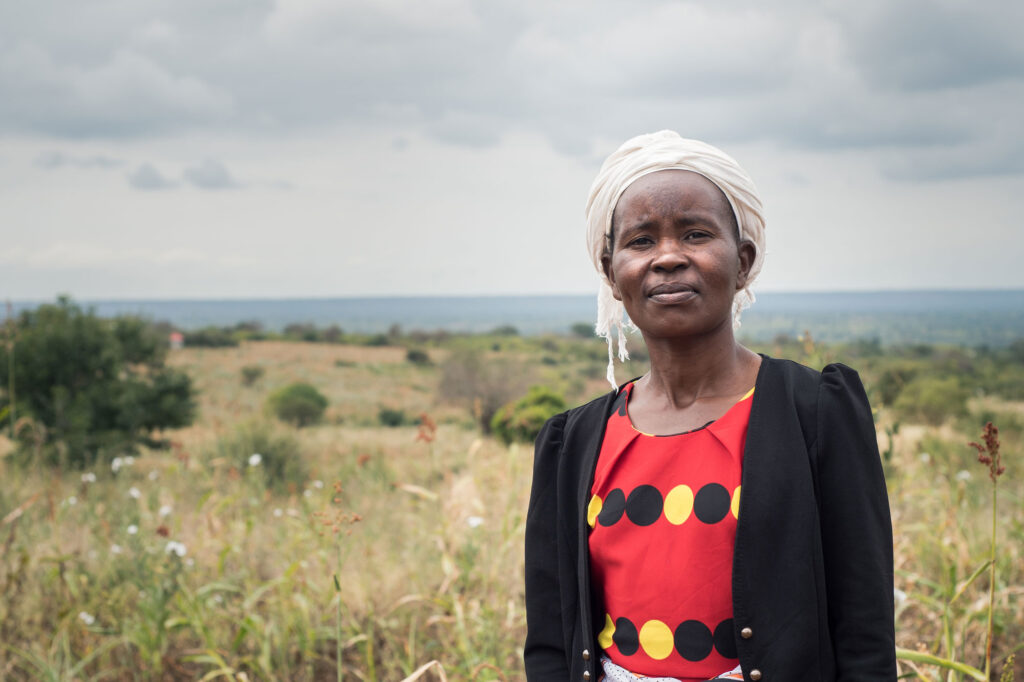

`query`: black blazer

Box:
[524,356,896,682]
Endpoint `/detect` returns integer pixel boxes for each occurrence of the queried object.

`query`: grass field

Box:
[0,338,1021,680]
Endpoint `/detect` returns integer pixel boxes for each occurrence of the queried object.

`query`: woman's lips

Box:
[647,283,697,304]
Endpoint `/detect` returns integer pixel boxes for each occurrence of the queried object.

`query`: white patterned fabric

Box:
[599,656,743,681]
[585,131,767,388]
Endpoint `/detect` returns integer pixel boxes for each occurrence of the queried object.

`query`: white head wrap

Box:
[585,130,767,388]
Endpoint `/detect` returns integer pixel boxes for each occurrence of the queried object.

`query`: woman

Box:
[524,131,895,682]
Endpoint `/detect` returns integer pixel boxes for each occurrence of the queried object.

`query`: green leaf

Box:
[896,648,987,681]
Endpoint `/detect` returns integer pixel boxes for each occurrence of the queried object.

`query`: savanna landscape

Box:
[1,302,1022,681]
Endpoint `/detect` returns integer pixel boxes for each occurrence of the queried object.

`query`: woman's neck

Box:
[638,329,757,409]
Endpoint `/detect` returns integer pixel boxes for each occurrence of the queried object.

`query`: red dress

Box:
[587,382,753,680]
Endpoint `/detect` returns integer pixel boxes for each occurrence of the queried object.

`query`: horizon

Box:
[9,286,1024,305]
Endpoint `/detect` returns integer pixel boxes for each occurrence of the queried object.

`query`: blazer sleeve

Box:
[524,412,571,681]
[816,364,897,681]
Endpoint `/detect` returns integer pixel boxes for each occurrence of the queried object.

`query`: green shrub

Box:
[892,376,969,425]
[405,348,431,365]
[209,420,307,491]
[240,365,265,386]
[0,297,196,467]
[490,386,567,445]
[378,407,408,427]
[183,326,238,348]
[267,383,328,427]
[570,322,594,339]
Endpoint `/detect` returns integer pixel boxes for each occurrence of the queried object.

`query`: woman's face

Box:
[602,169,755,341]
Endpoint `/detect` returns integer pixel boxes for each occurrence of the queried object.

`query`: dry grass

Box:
[0,340,1021,681]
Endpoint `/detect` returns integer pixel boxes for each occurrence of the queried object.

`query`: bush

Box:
[438,349,533,433]
[209,420,307,491]
[570,322,594,339]
[892,376,969,425]
[0,297,196,467]
[240,365,265,386]
[183,326,238,348]
[268,383,328,427]
[490,385,567,445]
[378,407,408,427]
[406,348,431,366]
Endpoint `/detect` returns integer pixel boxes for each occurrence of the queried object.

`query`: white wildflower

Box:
[66,496,78,506]
[955,470,972,482]
[894,588,908,606]
[81,472,97,483]
[303,489,312,498]
[128,487,141,499]
[312,480,324,489]
[110,544,123,554]
[919,453,931,464]
[273,508,283,518]
[165,540,187,557]
[467,515,484,529]
[248,453,262,467]
[111,457,123,473]
[124,456,135,466]
[78,611,96,626]
[148,470,159,481]
[158,505,172,518]
[127,524,138,535]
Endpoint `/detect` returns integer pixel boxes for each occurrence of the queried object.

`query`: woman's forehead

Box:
[613,169,735,226]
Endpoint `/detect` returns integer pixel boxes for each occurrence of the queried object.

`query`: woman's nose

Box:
[651,239,689,271]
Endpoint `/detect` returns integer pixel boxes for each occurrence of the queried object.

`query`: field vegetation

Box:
[0,310,1022,680]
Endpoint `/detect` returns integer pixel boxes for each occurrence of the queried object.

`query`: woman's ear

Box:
[601,251,622,301]
[735,239,756,290]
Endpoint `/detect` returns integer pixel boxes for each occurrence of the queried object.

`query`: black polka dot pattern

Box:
[625,485,662,526]
[604,616,737,661]
[693,483,731,524]
[713,619,737,659]
[593,484,736,526]
[598,488,627,526]
[613,617,639,656]
[674,620,713,661]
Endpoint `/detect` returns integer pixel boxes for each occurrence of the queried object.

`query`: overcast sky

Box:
[2,0,1022,300]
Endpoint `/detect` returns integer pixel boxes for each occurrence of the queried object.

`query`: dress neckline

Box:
[623,382,755,438]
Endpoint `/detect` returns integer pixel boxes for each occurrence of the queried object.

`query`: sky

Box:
[2,0,1023,300]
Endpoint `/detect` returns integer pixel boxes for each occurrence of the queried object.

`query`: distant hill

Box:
[8,290,1024,346]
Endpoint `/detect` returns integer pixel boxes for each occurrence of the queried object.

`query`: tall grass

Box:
[0,339,1021,680]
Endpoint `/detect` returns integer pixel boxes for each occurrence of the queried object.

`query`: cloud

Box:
[182,158,240,189]
[0,42,233,136]
[0,0,1021,180]
[127,163,176,190]
[35,150,124,169]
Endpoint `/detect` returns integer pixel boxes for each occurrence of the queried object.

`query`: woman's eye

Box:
[626,235,653,247]
[684,230,712,241]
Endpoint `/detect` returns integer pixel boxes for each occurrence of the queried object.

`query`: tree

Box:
[0,297,196,467]
[267,382,329,427]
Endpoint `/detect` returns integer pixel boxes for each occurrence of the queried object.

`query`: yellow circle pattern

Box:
[663,485,694,525]
[731,485,741,519]
[639,620,674,660]
[587,495,603,528]
[597,614,615,649]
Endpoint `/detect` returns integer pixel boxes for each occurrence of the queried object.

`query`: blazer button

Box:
[582,649,591,661]
[583,671,591,681]
[741,627,753,639]
[749,669,762,680]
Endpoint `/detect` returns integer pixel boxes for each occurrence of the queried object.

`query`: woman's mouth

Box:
[647,283,697,304]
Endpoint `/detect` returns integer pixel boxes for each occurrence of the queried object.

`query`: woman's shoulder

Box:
[758,354,864,392]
